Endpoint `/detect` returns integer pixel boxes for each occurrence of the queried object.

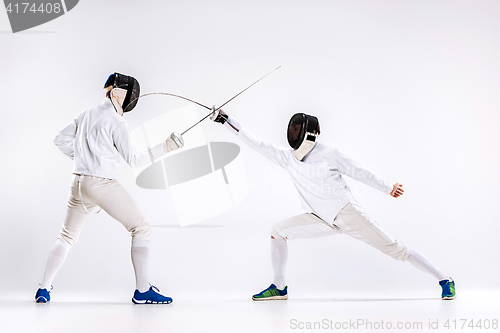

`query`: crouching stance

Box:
[35,73,184,304]
[211,108,455,301]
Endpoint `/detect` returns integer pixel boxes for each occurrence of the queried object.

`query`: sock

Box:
[40,239,72,290]
[271,237,288,289]
[131,237,150,292]
[407,248,449,281]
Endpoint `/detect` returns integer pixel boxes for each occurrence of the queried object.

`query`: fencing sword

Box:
[180,66,281,136]
[124,66,281,134]
[123,93,212,112]
[124,92,211,113]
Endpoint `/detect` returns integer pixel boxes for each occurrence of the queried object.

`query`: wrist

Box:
[225,116,241,133]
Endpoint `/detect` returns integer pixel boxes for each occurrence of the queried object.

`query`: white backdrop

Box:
[0,0,499,301]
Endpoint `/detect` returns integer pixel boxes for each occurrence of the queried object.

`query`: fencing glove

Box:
[149,132,184,160]
[210,105,228,124]
[210,105,241,133]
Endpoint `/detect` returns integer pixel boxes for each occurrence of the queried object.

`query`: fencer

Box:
[35,73,183,304]
[210,108,455,301]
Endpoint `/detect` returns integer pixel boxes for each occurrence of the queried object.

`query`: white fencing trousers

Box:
[270,202,410,261]
[59,174,151,246]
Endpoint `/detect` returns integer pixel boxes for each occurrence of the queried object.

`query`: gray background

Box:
[0,0,499,301]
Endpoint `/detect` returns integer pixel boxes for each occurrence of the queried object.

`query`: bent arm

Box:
[113,123,153,168]
[113,124,183,168]
[54,119,77,159]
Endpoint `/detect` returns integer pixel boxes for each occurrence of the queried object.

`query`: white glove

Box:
[149,132,184,160]
[165,132,184,152]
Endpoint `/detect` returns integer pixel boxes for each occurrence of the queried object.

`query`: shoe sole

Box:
[36,297,49,303]
[442,295,456,300]
[252,295,288,301]
[132,298,173,304]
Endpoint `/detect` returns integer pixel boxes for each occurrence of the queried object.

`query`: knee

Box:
[269,226,286,240]
[59,228,79,247]
[130,220,151,241]
[382,241,410,261]
[56,237,73,250]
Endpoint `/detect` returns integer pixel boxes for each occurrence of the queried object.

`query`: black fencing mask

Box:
[287,113,320,161]
[104,72,140,115]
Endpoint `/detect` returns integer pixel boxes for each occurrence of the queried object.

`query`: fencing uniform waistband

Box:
[73,173,114,180]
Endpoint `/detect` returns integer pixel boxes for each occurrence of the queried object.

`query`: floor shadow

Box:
[293,297,437,302]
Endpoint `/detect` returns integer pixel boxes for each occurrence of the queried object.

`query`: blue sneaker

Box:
[132,285,173,304]
[35,288,51,303]
[439,278,456,300]
[252,284,288,301]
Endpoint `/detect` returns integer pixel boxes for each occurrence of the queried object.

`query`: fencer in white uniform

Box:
[35,73,183,304]
[210,109,455,300]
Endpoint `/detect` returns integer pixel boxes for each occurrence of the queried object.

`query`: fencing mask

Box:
[287,113,320,161]
[103,73,140,115]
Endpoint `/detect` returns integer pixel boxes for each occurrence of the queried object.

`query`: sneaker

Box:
[35,288,51,303]
[252,284,288,301]
[132,285,173,304]
[439,278,456,300]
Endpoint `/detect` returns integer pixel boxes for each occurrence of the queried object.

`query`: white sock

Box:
[131,237,150,292]
[271,237,288,289]
[407,248,448,281]
[40,239,72,290]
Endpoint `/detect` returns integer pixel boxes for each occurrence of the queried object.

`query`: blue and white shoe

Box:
[252,284,288,301]
[132,285,173,304]
[35,287,51,303]
[440,278,456,300]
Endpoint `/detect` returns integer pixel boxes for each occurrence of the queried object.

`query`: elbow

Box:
[127,155,147,169]
[125,156,138,169]
[53,135,61,147]
[53,134,69,148]
[128,160,140,169]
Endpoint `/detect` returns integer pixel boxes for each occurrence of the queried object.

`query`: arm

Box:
[53,118,78,159]
[238,126,289,168]
[210,108,288,168]
[330,147,393,195]
[113,123,184,168]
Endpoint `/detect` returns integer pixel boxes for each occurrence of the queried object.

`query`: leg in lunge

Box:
[252,236,289,301]
[407,248,455,299]
[336,203,455,300]
[271,237,288,290]
[252,213,339,301]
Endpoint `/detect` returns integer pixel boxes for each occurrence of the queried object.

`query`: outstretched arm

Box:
[210,107,289,168]
[330,147,393,195]
[332,147,404,198]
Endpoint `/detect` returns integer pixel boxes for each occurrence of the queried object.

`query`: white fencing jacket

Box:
[54,99,151,180]
[226,117,393,222]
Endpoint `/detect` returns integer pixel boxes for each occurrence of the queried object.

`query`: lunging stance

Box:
[211,108,455,301]
[35,73,184,304]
